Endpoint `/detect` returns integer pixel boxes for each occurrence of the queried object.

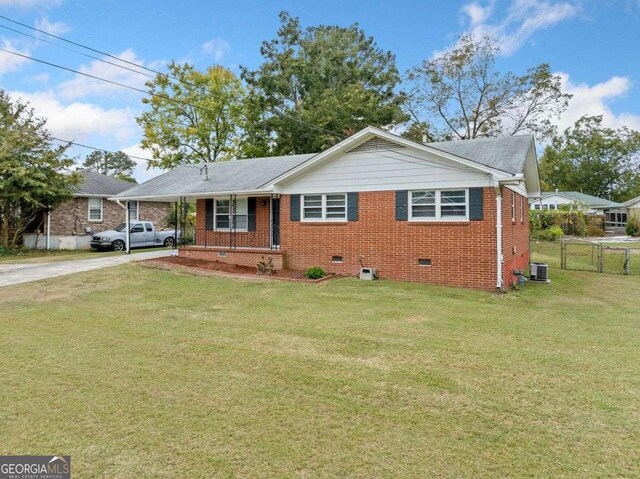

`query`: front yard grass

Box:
[0,264,639,477]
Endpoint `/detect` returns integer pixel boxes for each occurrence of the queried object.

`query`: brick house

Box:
[113,127,540,290]
[25,170,169,250]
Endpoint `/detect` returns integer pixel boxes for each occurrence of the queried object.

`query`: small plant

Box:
[626,217,640,237]
[538,226,564,241]
[305,266,325,279]
[256,255,276,274]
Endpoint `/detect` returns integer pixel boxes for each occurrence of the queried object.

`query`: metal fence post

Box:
[598,244,604,273]
[624,248,631,275]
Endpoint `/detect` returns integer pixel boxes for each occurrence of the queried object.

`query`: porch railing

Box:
[180,227,279,250]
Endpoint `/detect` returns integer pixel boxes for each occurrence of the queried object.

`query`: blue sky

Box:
[0,0,639,181]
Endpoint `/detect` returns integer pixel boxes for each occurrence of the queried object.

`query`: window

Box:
[131,224,144,233]
[302,194,346,221]
[410,189,468,221]
[520,196,524,223]
[511,191,516,222]
[128,201,139,221]
[88,198,103,222]
[145,222,153,232]
[214,198,248,230]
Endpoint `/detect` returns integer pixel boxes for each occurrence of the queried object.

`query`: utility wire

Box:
[0,14,187,86]
[0,15,346,139]
[0,46,344,139]
[0,23,156,80]
[50,137,153,163]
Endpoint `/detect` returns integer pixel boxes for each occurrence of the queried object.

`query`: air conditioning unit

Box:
[360,267,377,280]
[530,263,549,282]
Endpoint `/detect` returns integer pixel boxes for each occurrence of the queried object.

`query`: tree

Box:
[539,115,640,202]
[0,90,77,249]
[137,63,245,169]
[405,34,571,141]
[240,11,406,156]
[83,150,136,181]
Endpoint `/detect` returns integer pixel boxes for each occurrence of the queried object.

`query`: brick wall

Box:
[49,197,169,236]
[180,247,284,270]
[194,197,271,247]
[280,189,499,290]
[501,187,530,288]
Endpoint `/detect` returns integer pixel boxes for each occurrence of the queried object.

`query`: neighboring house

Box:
[620,195,640,221]
[529,191,620,215]
[113,127,540,290]
[24,170,169,250]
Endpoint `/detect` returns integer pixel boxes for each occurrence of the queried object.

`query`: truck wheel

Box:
[112,240,125,252]
[164,237,175,248]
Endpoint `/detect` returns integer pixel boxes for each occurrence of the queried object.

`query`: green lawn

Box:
[0,247,170,264]
[0,264,639,477]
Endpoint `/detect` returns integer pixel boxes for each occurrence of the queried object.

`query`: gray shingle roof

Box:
[539,191,620,207]
[113,154,316,200]
[427,135,534,175]
[74,170,137,196]
[113,133,535,200]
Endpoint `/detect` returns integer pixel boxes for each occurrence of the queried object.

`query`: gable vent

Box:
[348,137,406,154]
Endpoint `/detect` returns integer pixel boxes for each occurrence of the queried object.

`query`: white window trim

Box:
[128,201,139,221]
[408,188,469,222]
[511,191,516,222]
[520,195,524,223]
[88,197,103,222]
[301,194,348,222]
[213,197,248,232]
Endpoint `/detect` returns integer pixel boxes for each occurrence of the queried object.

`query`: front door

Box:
[271,197,280,247]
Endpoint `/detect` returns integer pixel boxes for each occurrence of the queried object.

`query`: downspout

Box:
[494,182,503,290]
[46,205,51,250]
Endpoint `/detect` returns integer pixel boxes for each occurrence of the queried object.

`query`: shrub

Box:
[538,226,564,241]
[626,217,640,237]
[529,209,587,237]
[585,223,605,237]
[305,266,325,279]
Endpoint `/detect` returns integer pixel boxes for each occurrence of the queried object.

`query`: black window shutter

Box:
[290,194,300,221]
[347,192,358,221]
[395,190,408,221]
[469,188,484,220]
[247,197,257,231]
[205,199,214,230]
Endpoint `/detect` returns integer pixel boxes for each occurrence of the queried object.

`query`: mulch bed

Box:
[138,256,340,283]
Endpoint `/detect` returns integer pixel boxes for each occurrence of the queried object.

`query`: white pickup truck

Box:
[90,221,176,251]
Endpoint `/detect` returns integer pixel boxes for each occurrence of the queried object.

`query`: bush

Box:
[585,223,605,237]
[538,226,564,241]
[626,217,640,237]
[529,209,587,237]
[305,266,325,279]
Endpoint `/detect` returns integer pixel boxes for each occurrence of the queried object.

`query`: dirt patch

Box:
[138,256,340,283]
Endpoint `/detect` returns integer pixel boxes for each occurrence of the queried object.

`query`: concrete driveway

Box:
[0,250,172,288]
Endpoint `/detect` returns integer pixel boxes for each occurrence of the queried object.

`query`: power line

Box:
[0,14,188,86]
[0,14,346,140]
[0,46,344,140]
[0,23,156,80]
[51,137,153,163]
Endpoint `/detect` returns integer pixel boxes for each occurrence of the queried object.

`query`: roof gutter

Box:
[108,188,272,202]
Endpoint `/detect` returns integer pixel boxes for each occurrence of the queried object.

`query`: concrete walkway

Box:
[0,250,172,288]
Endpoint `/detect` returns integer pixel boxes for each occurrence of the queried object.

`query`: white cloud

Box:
[120,144,164,183]
[8,89,139,143]
[554,72,640,131]
[201,38,230,61]
[460,0,580,55]
[0,38,32,75]
[34,17,70,36]
[57,49,152,100]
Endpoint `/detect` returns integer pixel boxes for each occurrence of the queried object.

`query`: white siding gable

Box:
[275,138,493,194]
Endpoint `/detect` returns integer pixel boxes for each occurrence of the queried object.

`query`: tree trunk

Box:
[1,200,10,249]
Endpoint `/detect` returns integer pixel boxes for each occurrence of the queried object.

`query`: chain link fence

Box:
[530,237,638,275]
